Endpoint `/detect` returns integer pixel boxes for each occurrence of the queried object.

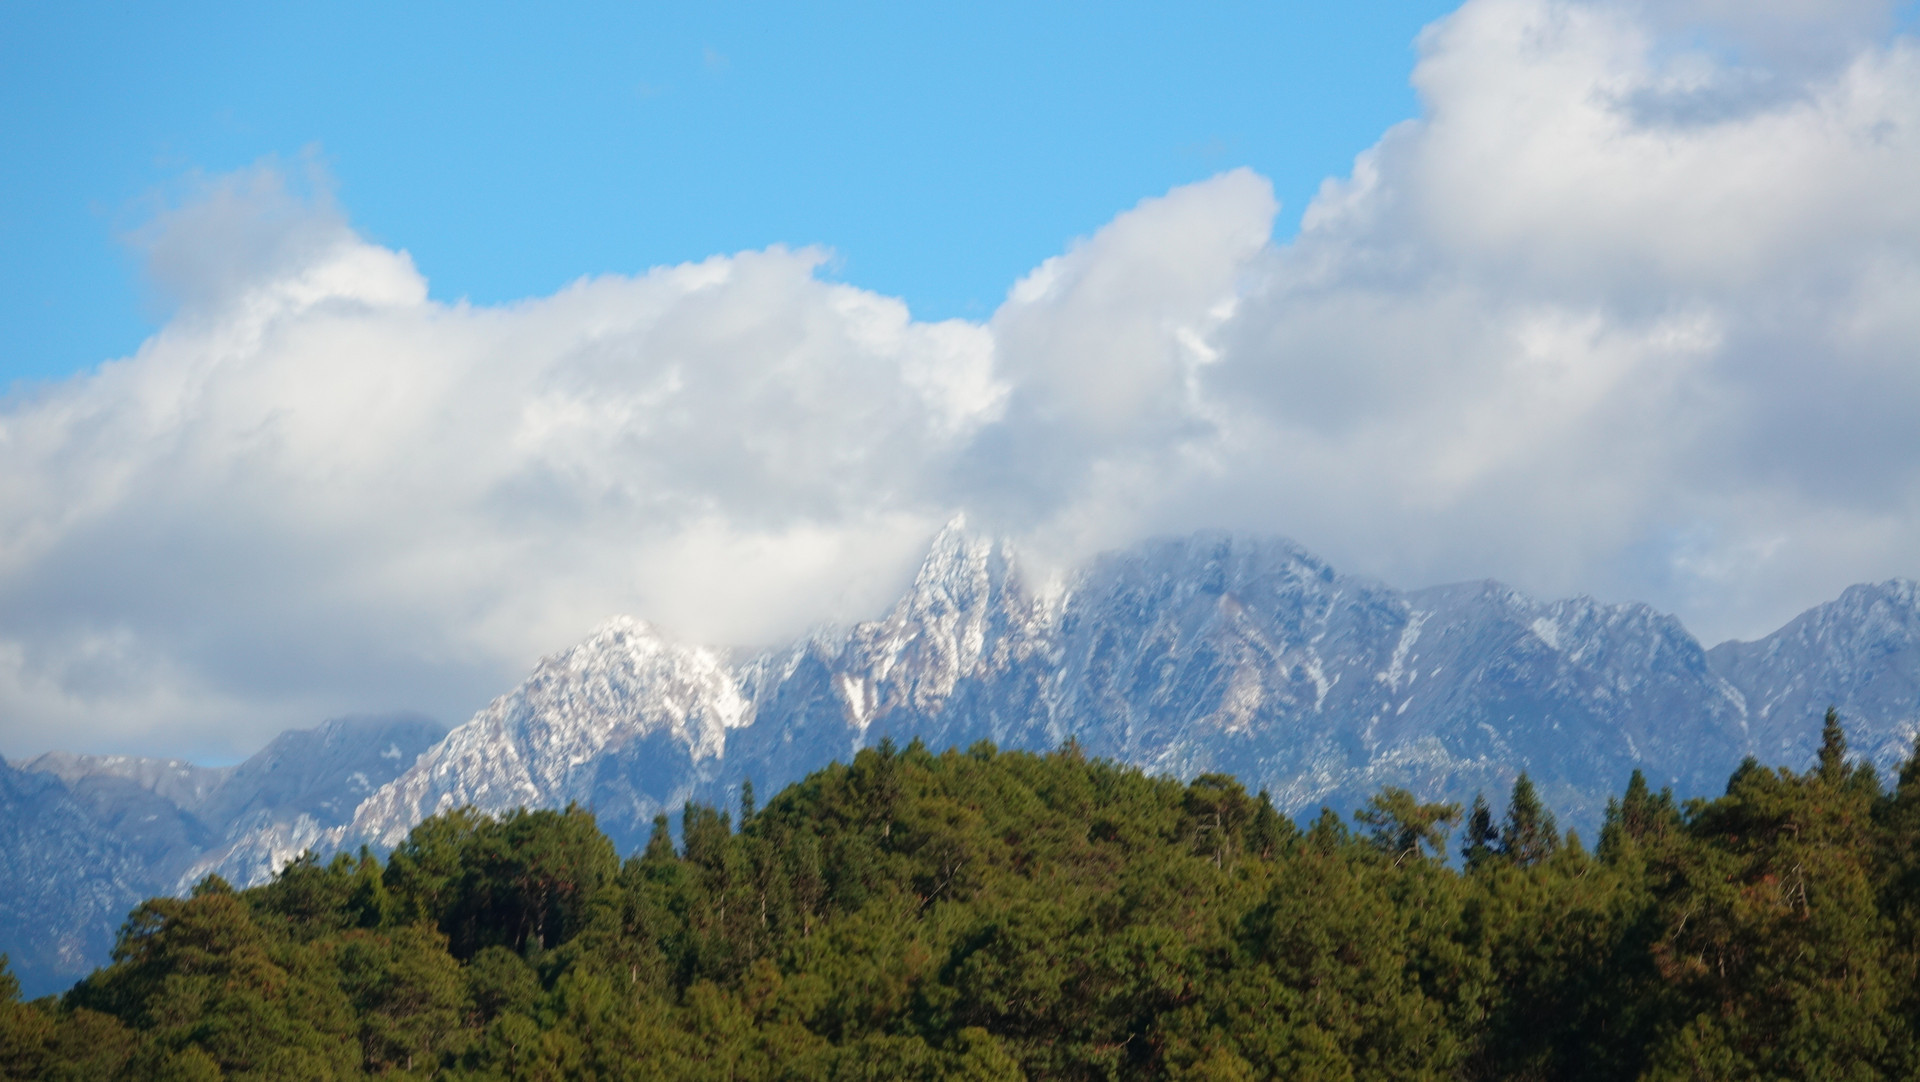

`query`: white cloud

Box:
[0,167,1006,758]
[4,0,1920,758]
[1177,0,1920,639]
[958,169,1274,530]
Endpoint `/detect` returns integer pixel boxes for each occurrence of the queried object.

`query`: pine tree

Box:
[1248,790,1294,859]
[345,848,395,928]
[1355,787,1460,863]
[1499,772,1559,867]
[42,734,1920,1080]
[1818,705,1848,782]
[1599,768,1679,862]
[1461,793,1499,867]
[643,814,676,864]
[0,954,54,1080]
[1618,769,1653,839]
[1305,806,1351,852]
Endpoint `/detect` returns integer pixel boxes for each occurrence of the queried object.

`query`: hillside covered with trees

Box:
[3,711,1916,1080]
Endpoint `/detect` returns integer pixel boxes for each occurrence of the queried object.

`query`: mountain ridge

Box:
[1,714,445,996]
[333,526,1920,863]
[6,526,1919,997]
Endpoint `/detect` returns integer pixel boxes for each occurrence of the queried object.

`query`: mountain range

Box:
[0,715,445,997]
[5,525,1918,996]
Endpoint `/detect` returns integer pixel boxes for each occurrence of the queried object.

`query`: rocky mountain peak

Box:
[1707,578,1920,768]
[343,615,748,849]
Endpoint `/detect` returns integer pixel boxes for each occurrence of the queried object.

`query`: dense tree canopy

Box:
[4,716,1918,1080]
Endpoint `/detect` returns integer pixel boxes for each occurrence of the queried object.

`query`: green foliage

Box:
[1498,771,1560,867]
[20,710,1920,1079]
[1820,704,1850,781]
[1599,769,1681,864]
[1354,786,1460,863]
[1460,792,1499,868]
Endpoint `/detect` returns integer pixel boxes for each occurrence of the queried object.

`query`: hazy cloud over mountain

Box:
[3,0,1918,758]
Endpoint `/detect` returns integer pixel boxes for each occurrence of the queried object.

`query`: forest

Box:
[2,709,1914,1081]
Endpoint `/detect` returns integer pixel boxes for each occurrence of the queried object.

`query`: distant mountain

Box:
[1,715,444,997]
[344,626,746,856]
[9,527,1920,995]
[1708,579,1920,769]
[329,526,1917,861]
[172,713,450,890]
[0,757,152,1000]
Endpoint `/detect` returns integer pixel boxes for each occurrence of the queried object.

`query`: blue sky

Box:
[5,0,1920,759]
[2,1,1453,386]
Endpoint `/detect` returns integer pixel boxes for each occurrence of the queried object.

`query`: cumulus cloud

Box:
[1177,0,1920,637]
[0,167,1007,757]
[3,0,1919,758]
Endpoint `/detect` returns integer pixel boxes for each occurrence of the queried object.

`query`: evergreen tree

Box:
[22,735,1920,1081]
[1248,790,1294,859]
[1898,728,1920,796]
[1648,720,1901,1078]
[1819,704,1849,781]
[0,955,55,1079]
[1599,769,1679,862]
[1355,787,1460,863]
[1499,772,1559,867]
[642,813,677,864]
[1461,793,1499,868]
[1617,769,1661,841]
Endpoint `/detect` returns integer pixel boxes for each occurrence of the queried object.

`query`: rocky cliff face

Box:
[176,714,452,889]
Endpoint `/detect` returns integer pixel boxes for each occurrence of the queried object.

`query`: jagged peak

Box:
[19,751,234,811]
[912,516,997,580]
[582,613,666,643]
[1727,578,1920,654]
[1834,578,1920,612]
[1084,531,1334,590]
[550,614,739,676]
[892,518,1027,624]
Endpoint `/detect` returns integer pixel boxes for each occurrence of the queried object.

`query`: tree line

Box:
[3,708,1916,1080]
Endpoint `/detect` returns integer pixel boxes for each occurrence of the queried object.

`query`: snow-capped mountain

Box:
[0,757,154,1001]
[11,525,1920,995]
[343,619,748,855]
[339,525,1920,862]
[1709,579,1920,770]
[175,713,451,889]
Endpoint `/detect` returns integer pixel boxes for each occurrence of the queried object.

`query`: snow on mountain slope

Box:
[20,526,1920,996]
[835,525,1025,725]
[333,529,1801,864]
[24,752,232,811]
[811,523,1060,751]
[3,714,444,994]
[1708,580,1920,770]
[1384,582,1752,824]
[20,753,231,878]
[209,532,1920,893]
[0,756,153,998]
[344,617,748,852]
[178,714,448,889]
